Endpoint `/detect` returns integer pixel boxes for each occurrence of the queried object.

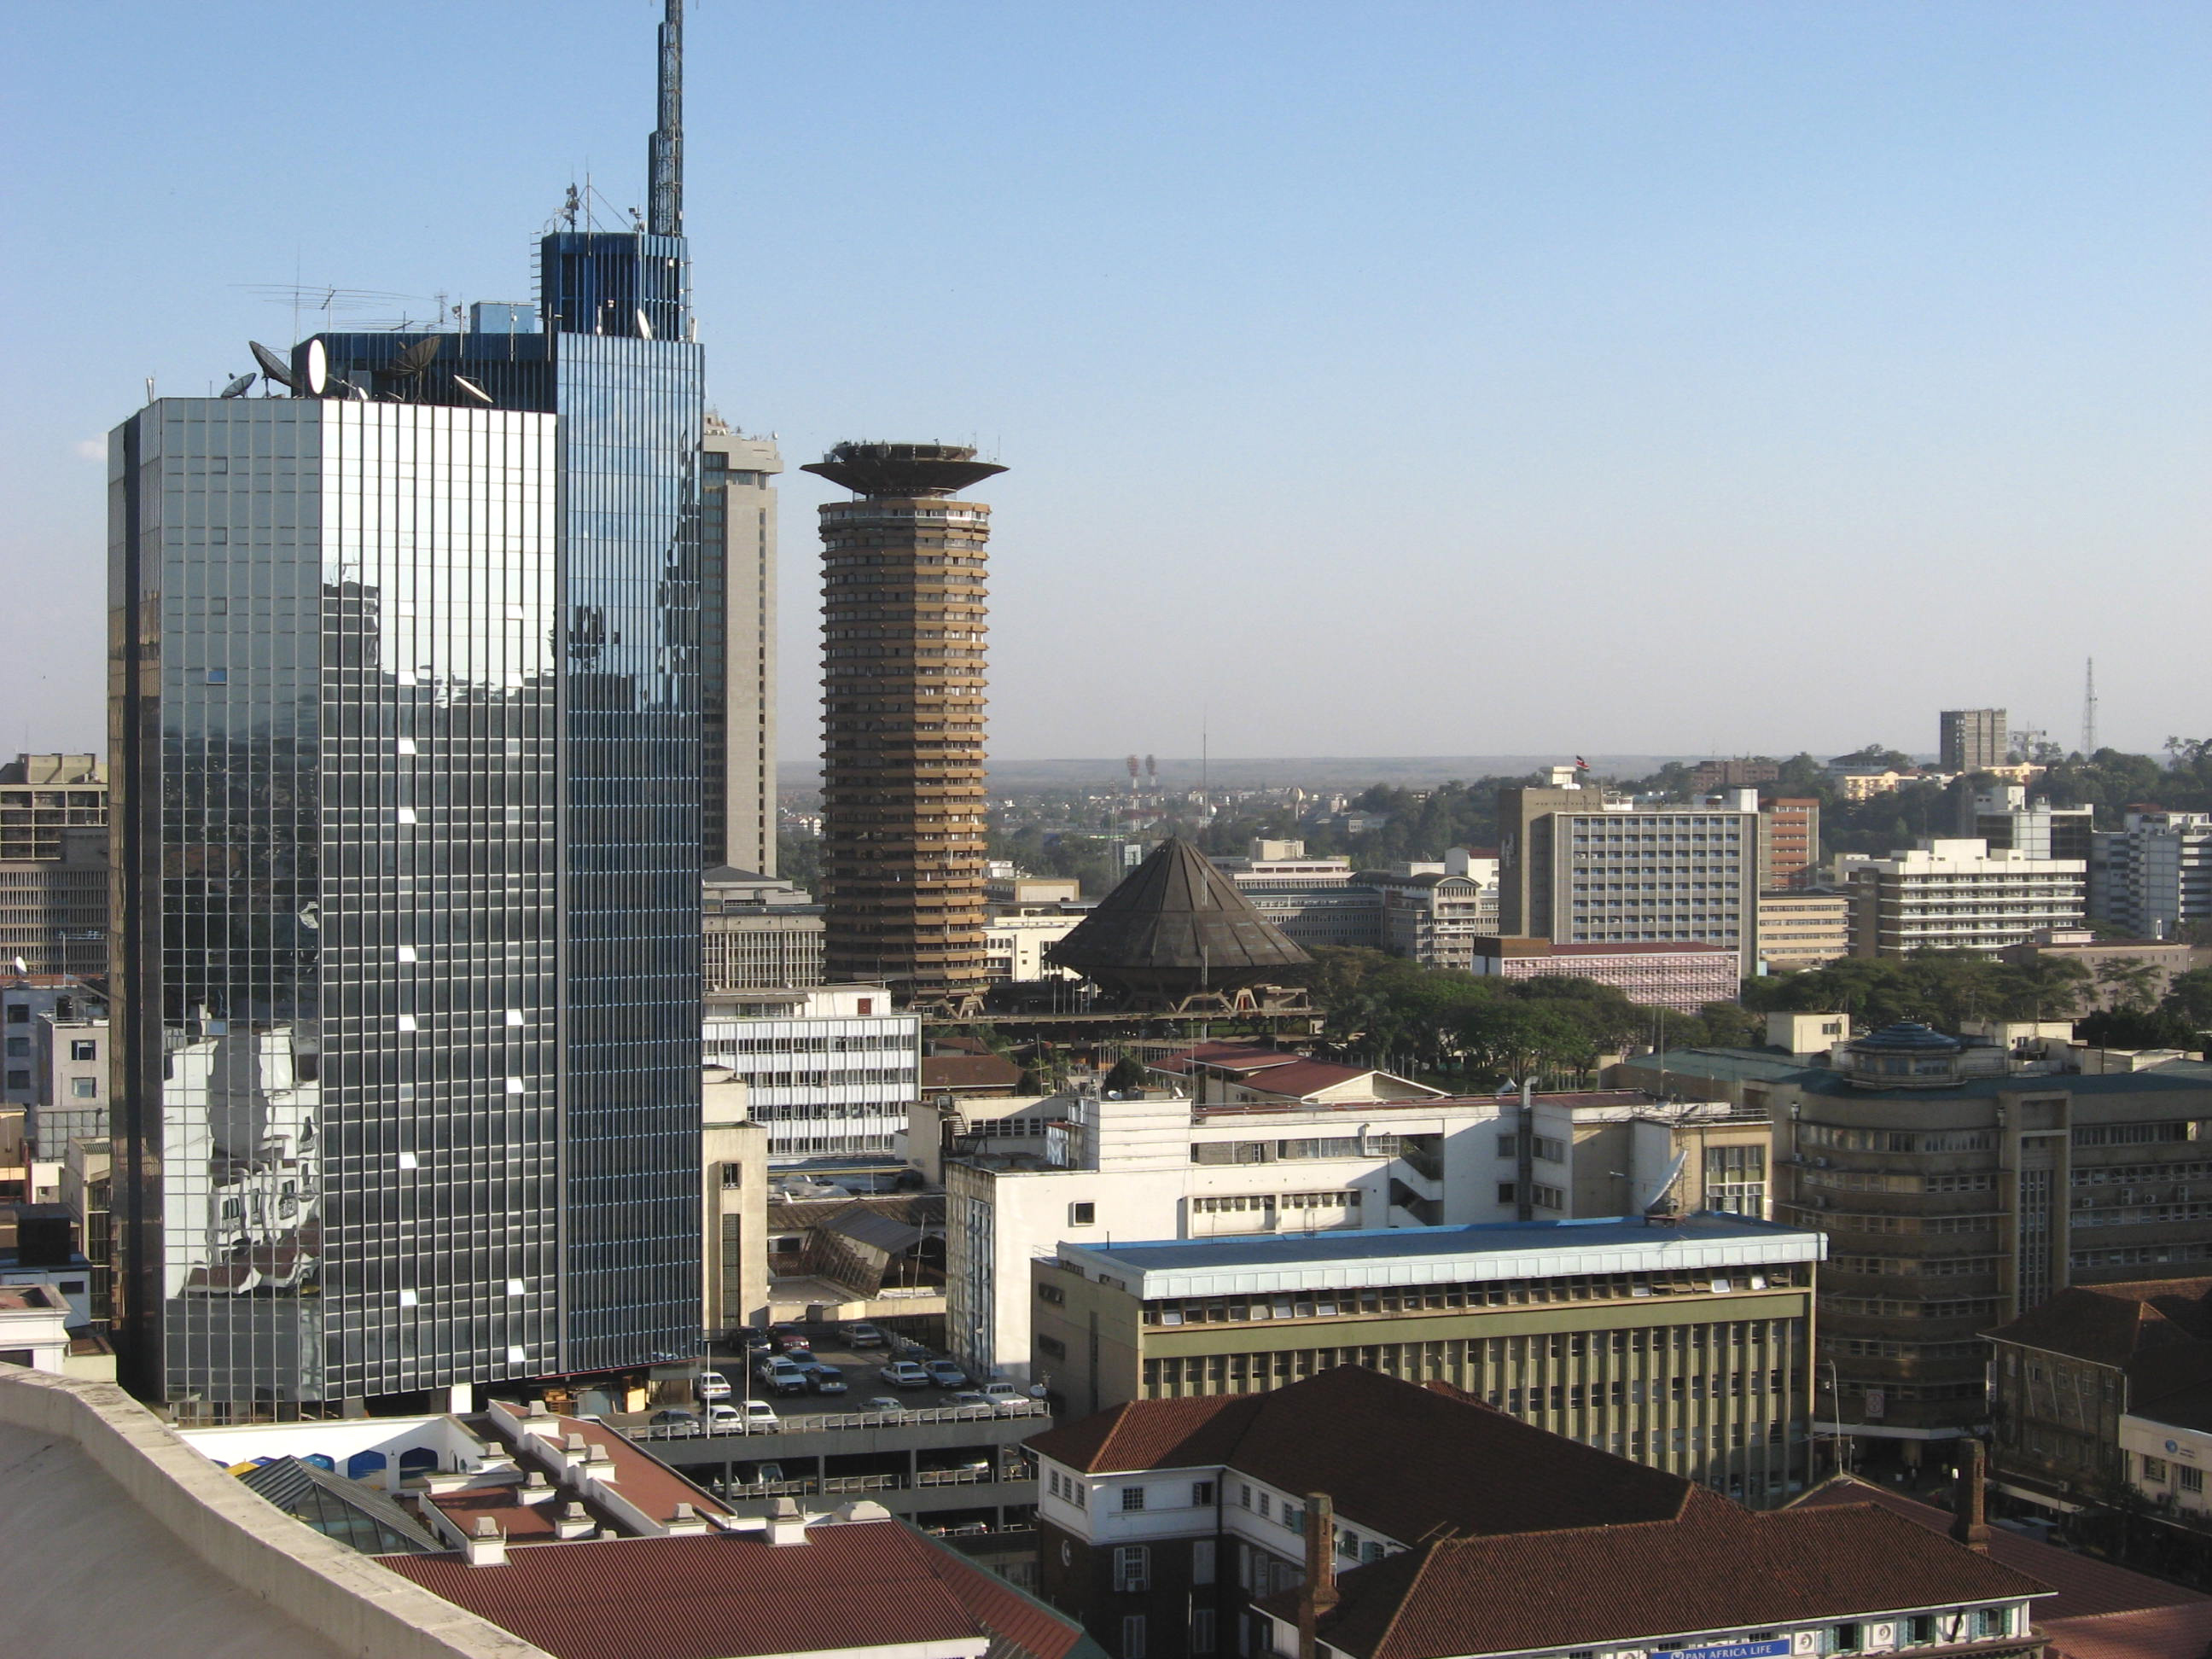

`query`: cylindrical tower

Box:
[805,442,1005,1006]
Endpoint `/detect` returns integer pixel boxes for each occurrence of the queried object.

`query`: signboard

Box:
[1680,1642,1790,1659]
[1864,1388,1886,1419]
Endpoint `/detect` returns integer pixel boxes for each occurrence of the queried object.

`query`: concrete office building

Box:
[1618,1023,2212,1460]
[109,15,708,1412]
[1848,839,2087,957]
[1468,936,1739,1012]
[701,986,920,1161]
[1758,888,1851,971]
[0,755,109,979]
[1940,707,2009,773]
[1996,928,2209,1012]
[702,866,824,992]
[986,912,1083,983]
[1961,784,2094,864]
[2092,810,2212,940]
[943,1071,1765,1390]
[700,417,782,876]
[1759,795,1820,890]
[32,1008,108,1152]
[3,974,104,1119]
[1499,770,1760,975]
[1031,1215,1825,1499]
[701,1065,770,1334]
[1371,850,1498,969]
[807,443,1003,1007]
[1215,850,1381,952]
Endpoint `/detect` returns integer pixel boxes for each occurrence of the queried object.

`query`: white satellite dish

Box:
[451,375,494,405]
[219,372,256,399]
[304,339,329,395]
[1638,1149,1691,1218]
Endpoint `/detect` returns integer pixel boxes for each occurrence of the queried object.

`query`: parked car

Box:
[945,1392,997,1416]
[754,1357,812,1394]
[770,1324,810,1352]
[736,1399,780,1430]
[696,1370,732,1400]
[844,1322,887,1348]
[969,1382,1028,1412]
[649,1407,701,1433]
[806,1363,847,1395]
[861,1395,907,1415]
[705,1402,743,1428]
[879,1360,932,1388]
[738,1328,776,1353]
[780,1345,815,1366]
[736,1461,787,1487]
[923,1359,969,1389]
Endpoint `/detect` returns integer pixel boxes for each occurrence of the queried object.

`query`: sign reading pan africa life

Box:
[1678,1642,1790,1659]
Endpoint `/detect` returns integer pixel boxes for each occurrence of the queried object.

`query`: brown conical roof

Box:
[1047,839,1311,999]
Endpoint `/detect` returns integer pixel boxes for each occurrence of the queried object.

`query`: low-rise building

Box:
[0,974,102,1115]
[702,865,826,992]
[1027,1365,2040,1659]
[32,1010,106,1152]
[703,986,920,1161]
[1848,839,2087,958]
[1758,888,1851,971]
[987,912,1084,982]
[1996,928,2210,1013]
[1029,1215,1823,1499]
[1469,935,1740,1012]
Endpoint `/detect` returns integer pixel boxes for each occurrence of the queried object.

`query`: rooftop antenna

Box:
[647,0,684,237]
[2081,657,2098,757]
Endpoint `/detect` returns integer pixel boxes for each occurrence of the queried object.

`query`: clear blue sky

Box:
[3,2,2205,763]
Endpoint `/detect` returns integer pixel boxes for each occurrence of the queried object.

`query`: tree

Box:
[2160,968,2212,1029]
[2094,958,2164,1017]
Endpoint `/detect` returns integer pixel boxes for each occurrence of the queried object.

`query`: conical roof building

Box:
[1047,839,1312,1002]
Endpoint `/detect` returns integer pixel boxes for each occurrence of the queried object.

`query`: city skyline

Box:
[4,1,2209,761]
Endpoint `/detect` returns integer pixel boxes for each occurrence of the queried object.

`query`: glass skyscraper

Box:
[112,12,707,1412]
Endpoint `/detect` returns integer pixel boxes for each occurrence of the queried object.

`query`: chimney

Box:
[555,1499,597,1540]
[517,1470,555,1505]
[1950,1438,1990,1553]
[1296,1493,1340,1659]
[464,1516,508,1567]
[667,1500,709,1535]
[767,1495,810,1546]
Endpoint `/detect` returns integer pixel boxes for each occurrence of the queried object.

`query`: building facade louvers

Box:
[806,444,1004,1007]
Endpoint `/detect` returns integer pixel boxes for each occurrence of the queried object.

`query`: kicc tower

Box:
[806,443,1004,1010]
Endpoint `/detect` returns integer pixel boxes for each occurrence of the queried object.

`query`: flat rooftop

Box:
[1057,1213,1823,1299]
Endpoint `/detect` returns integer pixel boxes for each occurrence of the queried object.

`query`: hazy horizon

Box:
[4,2,2206,760]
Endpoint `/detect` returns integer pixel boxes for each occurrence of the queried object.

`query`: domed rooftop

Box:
[1842,1021,1966,1089]
[1848,1021,1964,1056]
[1046,838,1311,1003]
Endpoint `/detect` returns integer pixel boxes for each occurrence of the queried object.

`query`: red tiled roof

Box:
[1266,1499,2045,1659]
[380,1519,1086,1659]
[1232,1059,1390,1097]
[2041,1603,2212,1659]
[1984,1280,2212,1368]
[1031,1369,1690,1544]
[1154,1042,1305,1076]
[1790,1476,2206,1621]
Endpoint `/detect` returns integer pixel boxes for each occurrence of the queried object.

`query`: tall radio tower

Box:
[2081,657,2098,757]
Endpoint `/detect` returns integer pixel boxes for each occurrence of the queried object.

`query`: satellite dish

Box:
[248,341,298,390]
[451,375,494,405]
[1639,1149,1691,1218]
[219,373,256,399]
[304,340,329,395]
[389,336,442,376]
[634,306,653,341]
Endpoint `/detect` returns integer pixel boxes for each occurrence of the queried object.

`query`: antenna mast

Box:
[647,0,684,237]
[2081,657,2098,757]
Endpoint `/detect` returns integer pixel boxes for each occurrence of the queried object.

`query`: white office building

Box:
[702,985,920,1161]
[2092,811,2212,940]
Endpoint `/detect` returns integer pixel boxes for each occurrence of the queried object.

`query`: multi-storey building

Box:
[2,974,104,1115]
[943,1071,1763,1388]
[1759,795,1820,889]
[1758,888,1851,971]
[32,1010,107,1152]
[699,418,782,876]
[702,866,824,992]
[1691,757,1781,792]
[985,912,1083,982]
[0,755,109,979]
[2092,810,2212,940]
[1029,1365,2043,1659]
[1848,839,2087,957]
[1961,785,2094,863]
[109,15,706,1413]
[1030,1216,1825,1503]
[808,443,1002,1007]
[1618,1023,2212,1464]
[1371,853,1496,969]
[701,1064,770,1334]
[701,985,919,1161]
[1941,707,2009,773]
[1468,935,1739,1011]
[1216,852,1382,952]
[1499,771,1760,975]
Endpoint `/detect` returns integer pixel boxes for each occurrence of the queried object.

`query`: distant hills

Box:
[780,754,1699,793]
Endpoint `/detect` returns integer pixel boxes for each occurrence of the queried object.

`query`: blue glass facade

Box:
[116,220,707,1406]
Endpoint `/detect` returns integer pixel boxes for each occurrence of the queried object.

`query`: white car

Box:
[705,1402,743,1428]
[970,1382,1029,1412]
[696,1370,732,1400]
[735,1399,779,1431]
[879,1360,932,1388]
